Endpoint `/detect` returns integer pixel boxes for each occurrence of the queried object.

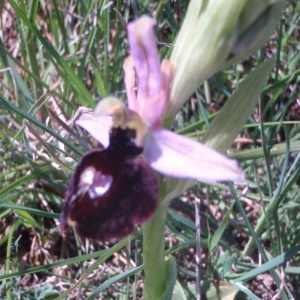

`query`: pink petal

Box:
[123,57,138,112]
[127,16,162,100]
[76,113,112,148]
[127,16,171,128]
[143,129,245,182]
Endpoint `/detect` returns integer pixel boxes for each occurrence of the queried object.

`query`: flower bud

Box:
[167,0,284,123]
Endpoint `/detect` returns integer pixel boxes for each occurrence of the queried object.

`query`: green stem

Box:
[143,201,168,300]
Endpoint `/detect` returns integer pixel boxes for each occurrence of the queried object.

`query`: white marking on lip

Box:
[79,166,113,199]
[80,167,95,185]
[94,175,113,196]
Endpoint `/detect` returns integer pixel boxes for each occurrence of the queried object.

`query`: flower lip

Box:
[60,126,158,241]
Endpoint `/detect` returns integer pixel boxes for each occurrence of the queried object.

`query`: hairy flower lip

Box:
[60,127,159,241]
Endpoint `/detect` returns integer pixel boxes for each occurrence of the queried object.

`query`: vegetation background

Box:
[0,0,299,299]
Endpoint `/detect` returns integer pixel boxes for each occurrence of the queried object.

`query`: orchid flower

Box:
[60,16,244,244]
[76,16,244,184]
[61,0,282,300]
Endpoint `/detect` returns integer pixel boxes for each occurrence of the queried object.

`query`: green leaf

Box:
[0,40,35,110]
[0,203,60,219]
[0,97,82,156]
[0,174,35,199]
[233,243,300,282]
[203,58,275,152]
[162,256,177,300]
[15,209,40,228]
[228,281,260,300]
[206,282,240,300]
[209,204,234,252]
[172,281,189,300]
[6,0,95,107]
[230,140,300,161]
[87,265,144,299]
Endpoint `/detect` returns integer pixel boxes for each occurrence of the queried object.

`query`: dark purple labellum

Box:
[60,127,158,241]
